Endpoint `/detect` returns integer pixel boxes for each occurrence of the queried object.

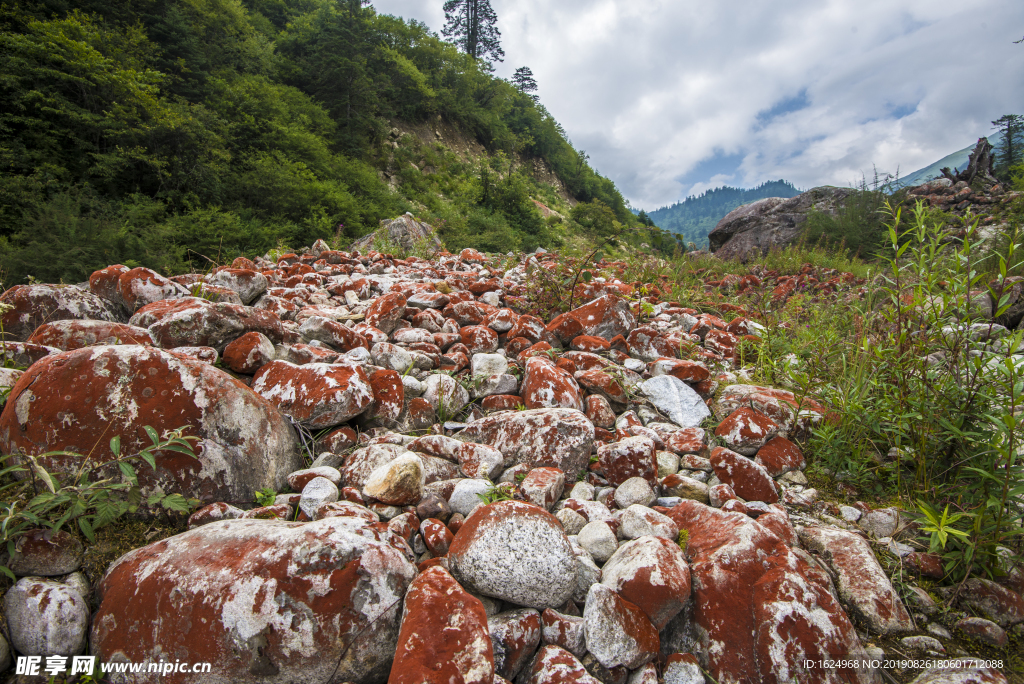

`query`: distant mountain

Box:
[885,137,1008,192]
[647,180,802,248]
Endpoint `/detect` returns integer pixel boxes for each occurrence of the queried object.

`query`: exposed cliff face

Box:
[707,186,855,261]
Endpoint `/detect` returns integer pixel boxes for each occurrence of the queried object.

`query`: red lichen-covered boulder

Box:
[715,407,780,455]
[0,284,121,341]
[456,408,594,477]
[130,298,285,352]
[754,435,806,476]
[222,331,275,374]
[521,357,583,411]
[459,325,499,354]
[0,345,301,505]
[365,293,408,335]
[518,467,565,511]
[205,268,268,305]
[584,394,616,428]
[665,427,710,456]
[27,319,153,350]
[649,358,710,383]
[507,314,545,343]
[597,436,657,486]
[420,518,454,556]
[582,583,659,670]
[117,267,189,312]
[488,609,542,681]
[715,384,832,433]
[252,360,374,428]
[544,295,637,345]
[709,446,779,503]
[89,264,130,304]
[664,500,877,684]
[570,335,610,352]
[389,566,494,684]
[297,316,369,352]
[92,517,417,684]
[524,645,600,684]
[363,368,405,426]
[626,326,677,362]
[798,526,914,635]
[600,536,690,630]
[575,369,630,406]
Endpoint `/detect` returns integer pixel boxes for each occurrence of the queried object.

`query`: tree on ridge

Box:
[442,0,504,65]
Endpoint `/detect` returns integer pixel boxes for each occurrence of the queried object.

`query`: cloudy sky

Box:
[371,0,1023,210]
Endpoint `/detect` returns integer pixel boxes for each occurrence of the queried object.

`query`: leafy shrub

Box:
[0,426,201,579]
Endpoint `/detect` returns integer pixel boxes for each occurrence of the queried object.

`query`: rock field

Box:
[0,215,1019,684]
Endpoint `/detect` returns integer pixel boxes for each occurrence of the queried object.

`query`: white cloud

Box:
[371,0,1024,208]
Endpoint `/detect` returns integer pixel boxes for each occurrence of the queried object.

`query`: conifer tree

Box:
[442,0,504,65]
[511,66,538,101]
[992,114,1024,180]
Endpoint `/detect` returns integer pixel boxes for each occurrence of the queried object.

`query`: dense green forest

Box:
[0,0,678,286]
[648,180,801,248]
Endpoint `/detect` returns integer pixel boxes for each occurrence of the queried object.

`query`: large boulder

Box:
[0,345,301,505]
[0,284,121,341]
[349,213,444,254]
[91,517,417,684]
[456,408,594,477]
[544,295,636,345]
[252,360,374,428]
[708,186,856,261]
[448,500,578,610]
[389,566,494,684]
[663,500,879,684]
[26,319,154,350]
[130,298,286,352]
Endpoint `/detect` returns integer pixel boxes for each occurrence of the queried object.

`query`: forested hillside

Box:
[649,180,801,248]
[0,0,676,286]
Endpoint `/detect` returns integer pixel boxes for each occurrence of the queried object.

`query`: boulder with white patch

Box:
[91,517,418,684]
[0,345,301,506]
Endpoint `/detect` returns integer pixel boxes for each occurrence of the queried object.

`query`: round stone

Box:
[448,500,578,610]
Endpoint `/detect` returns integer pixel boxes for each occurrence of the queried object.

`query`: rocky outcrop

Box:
[708,186,856,260]
[349,212,444,254]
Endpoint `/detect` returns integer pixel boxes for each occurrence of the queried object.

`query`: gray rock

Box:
[860,507,899,538]
[362,453,424,505]
[839,505,862,522]
[661,475,710,503]
[557,508,588,536]
[402,375,424,397]
[582,584,657,670]
[448,479,493,518]
[663,654,704,684]
[901,635,945,654]
[471,353,508,377]
[5,575,89,656]
[569,482,595,501]
[343,346,372,365]
[472,373,519,398]
[578,520,618,563]
[638,376,711,428]
[371,342,413,373]
[349,213,444,254]
[908,666,1007,684]
[447,500,578,610]
[708,186,856,260]
[618,505,679,541]
[613,477,656,509]
[567,537,602,606]
[299,476,339,519]
[488,609,541,680]
[656,451,681,477]
[423,373,470,416]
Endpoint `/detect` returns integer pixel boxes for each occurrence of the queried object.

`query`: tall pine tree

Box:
[442,0,504,65]
[992,114,1024,180]
[511,66,538,101]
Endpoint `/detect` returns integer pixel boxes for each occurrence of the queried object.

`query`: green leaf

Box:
[0,565,14,581]
[118,461,137,483]
[110,435,121,458]
[161,493,191,512]
[143,425,160,446]
[78,517,95,543]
